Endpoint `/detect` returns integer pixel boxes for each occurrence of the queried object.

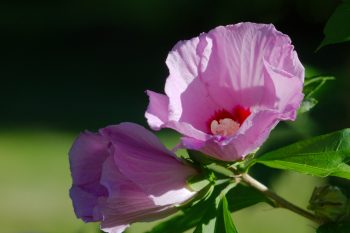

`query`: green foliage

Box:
[303,76,335,99]
[193,202,216,233]
[187,150,233,167]
[318,0,350,49]
[187,174,213,192]
[317,222,350,233]
[227,184,272,211]
[299,76,335,114]
[214,196,239,233]
[194,183,238,233]
[187,150,235,180]
[256,129,350,179]
[147,184,268,233]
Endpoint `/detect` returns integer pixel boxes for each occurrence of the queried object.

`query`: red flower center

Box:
[207,106,251,136]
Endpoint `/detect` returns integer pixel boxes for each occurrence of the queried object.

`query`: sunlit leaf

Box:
[194,183,238,233]
[147,184,268,233]
[214,196,239,233]
[193,198,217,233]
[187,174,213,192]
[256,129,350,179]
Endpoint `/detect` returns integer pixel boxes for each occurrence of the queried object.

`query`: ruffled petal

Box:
[100,191,176,229]
[201,23,271,108]
[145,91,169,130]
[70,186,104,222]
[100,123,197,206]
[99,156,131,197]
[69,132,110,221]
[203,23,303,109]
[99,157,177,230]
[263,60,304,120]
[100,122,171,159]
[164,35,224,134]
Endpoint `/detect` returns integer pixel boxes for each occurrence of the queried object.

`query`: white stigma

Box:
[210,118,240,137]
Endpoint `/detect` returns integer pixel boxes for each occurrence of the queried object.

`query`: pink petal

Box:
[99,156,131,197]
[69,132,109,186]
[100,123,197,205]
[99,122,172,159]
[100,190,176,229]
[202,23,303,109]
[200,24,271,108]
[164,35,224,134]
[69,132,109,221]
[263,60,304,120]
[101,225,129,233]
[70,186,104,222]
[99,157,176,230]
[145,91,169,130]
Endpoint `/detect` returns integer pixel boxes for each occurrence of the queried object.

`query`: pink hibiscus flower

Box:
[146,22,304,161]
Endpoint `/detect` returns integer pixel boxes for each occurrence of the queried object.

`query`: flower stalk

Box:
[241,173,323,225]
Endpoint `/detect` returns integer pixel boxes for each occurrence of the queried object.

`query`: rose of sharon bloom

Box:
[146,22,304,161]
[69,122,197,233]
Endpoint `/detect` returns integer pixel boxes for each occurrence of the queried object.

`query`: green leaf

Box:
[303,76,335,99]
[187,173,213,192]
[147,184,268,233]
[214,196,238,233]
[256,129,350,179]
[214,196,239,233]
[299,76,334,114]
[317,222,350,233]
[187,150,235,179]
[194,183,238,233]
[187,150,230,166]
[206,163,235,178]
[193,199,217,233]
[147,201,207,233]
[318,0,350,50]
[227,184,272,210]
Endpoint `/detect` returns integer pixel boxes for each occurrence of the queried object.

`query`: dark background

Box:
[1,0,349,132]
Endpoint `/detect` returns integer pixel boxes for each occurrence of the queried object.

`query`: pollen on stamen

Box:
[210,118,240,137]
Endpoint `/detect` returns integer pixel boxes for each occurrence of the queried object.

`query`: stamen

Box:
[210,118,240,137]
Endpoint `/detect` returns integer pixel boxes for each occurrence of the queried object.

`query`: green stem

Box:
[241,173,323,225]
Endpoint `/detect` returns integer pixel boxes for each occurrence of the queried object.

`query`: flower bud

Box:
[308,185,348,222]
[69,122,198,233]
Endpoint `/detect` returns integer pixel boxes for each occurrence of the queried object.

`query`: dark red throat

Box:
[207,105,251,133]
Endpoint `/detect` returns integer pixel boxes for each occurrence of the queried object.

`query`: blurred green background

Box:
[0,0,349,233]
